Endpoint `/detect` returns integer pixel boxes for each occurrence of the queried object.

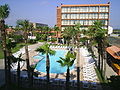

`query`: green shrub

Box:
[28,39,37,44]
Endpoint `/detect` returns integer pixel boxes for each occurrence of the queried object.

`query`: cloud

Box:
[40,0,49,6]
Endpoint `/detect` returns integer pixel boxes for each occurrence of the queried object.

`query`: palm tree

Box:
[86,20,107,74]
[35,43,56,87]
[16,19,33,86]
[0,4,10,88]
[8,54,25,88]
[62,27,73,47]
[43,26,51,42]
[29,63,37,87]
[73,23,83,90]
[54,25,60,43]
[57,51,76,90]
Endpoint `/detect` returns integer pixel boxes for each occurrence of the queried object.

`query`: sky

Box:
[0,0,120,29]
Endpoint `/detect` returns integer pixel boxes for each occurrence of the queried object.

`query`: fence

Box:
[11,73,100,90]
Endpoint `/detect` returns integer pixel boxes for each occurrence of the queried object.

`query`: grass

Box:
[0,42,34,59]
[0,43,25,59]
[0,44,4,59]
[12,43,25,53]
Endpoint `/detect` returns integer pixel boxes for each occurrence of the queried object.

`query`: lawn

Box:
[0,44,4,59]
[12,43,25,53]
[0,43,25,59]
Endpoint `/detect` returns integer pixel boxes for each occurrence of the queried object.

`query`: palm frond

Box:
[0,4,10,20]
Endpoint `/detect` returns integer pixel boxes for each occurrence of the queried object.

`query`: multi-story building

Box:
[31,22,48,28]
[57,3,110,31]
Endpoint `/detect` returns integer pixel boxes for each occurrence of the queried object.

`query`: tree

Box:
[73,23,84,90]
[29,63,37,87]
[16,19,33,86]
[0,4,10,88]
[86,20,108,75]
[7,54,25,88]
[43,26,51,42]
[62,27,73,47]
[57,51,76,90]
[54,25,60,43]
[36,43,56,89]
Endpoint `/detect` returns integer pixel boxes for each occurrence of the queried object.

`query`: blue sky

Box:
[0,0,120,29]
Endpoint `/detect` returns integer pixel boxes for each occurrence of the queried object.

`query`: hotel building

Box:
[30,22,48,28]
[57,3,110,31]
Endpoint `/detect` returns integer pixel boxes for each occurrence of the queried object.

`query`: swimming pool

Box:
[34,50,74,74]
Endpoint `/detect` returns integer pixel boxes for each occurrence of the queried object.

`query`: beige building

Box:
[57,3,110,31]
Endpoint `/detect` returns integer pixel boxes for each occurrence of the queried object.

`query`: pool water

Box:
[34,50,74,74]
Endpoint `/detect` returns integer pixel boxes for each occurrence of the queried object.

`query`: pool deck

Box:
[21,43,84,81]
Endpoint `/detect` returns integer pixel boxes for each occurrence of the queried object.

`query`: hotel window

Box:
[105,20,108,25]
[76,7,79,12]
[76,14,79,19]
[89,20,93,25]
[99,13,108,19]
[62,14,67,19]
[105,7,109,12]
[105,13,108,19]
[67,14,71,19]
[62,20,67,25]
[99,7,108,12]
[71,7,76,12]
[71,20,75,25]
[84,20,88,25]
[89,14,93,19]
[82,7,88,12]
[80,14,84,19]
[62,20,64,25]
[62,7,66,12]
[80,20,84,25]
[83,14,89,19]
[71,14,77,19]
[68,8,71,12]
[62,7,68,12]
[68,20,71,25]
[80,7,84,12]
[89,7,98,12]
[93,13,98,19]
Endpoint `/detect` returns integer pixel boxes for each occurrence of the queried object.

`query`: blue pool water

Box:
[34,50,74,74]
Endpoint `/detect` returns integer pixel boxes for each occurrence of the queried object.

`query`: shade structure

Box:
[106,46,120,60]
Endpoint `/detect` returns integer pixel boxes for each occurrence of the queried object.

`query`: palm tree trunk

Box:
[0,20,9,89]
[77,47,80,90]
[56,31,59,43]
[7,55,11,86]
[24,30,31,86]
[17,61,20,88]
[100,43,104,73]
[66,67,70,90]
[46,53,50,90]
[98,44,101,70]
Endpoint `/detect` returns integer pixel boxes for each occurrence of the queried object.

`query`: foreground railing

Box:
[11,73,100,90]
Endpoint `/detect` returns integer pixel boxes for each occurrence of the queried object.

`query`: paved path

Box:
[106,63,117,78]
[0,59,5,87]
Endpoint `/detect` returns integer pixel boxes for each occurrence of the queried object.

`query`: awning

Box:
[106,46,120,60]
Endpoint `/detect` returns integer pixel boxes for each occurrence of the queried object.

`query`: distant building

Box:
[31,22,48,28]
[57,3,110,30]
